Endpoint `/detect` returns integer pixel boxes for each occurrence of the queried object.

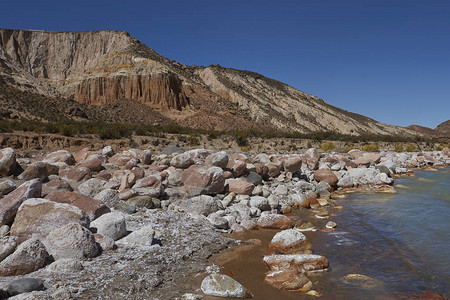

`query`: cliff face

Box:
[0,28,423,136]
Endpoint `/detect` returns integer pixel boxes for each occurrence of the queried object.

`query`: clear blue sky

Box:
[2,0,449,128]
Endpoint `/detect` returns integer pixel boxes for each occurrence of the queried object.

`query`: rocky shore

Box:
[0,145,449,299]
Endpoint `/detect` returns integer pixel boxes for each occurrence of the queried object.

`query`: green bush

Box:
[394,144,404,152]
[320,141,336,151]
[361,144,379,152]
[187,135,200,146]
[405,143,418,152]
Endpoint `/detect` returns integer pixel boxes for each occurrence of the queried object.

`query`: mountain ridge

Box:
[0,28,426,137]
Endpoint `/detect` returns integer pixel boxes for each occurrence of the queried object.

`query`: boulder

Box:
[266,162,282,178]
[161,145,183,155]
[182,165,225,195]
[201,274,253,298]
[257,214,293,229]
[18,162,48,181]
[115,225,155,248]
[108,154,133,166]
[283,157,302,173]
[187,149,213,164]
[268,229,312,254]
[249,196,270,211]
[354,153,382,166]
[263,254,329,272]
[170,152,194,168]
[0,179,42,226]
[264,269,312,291]
[178,195,219,216]
[0,236,18,262]
[45,222,99,260]
[10,198,90,243]
[254,163,269,177]
[46,258,84,273]
[127,195,156,208]
[90,212,127,241]
[102,146,114,157]
[45,191,110,221]
[78,154,104,172]
[228,180,254,195]
[205,151,229,169]
[44,150,75,165]
[227,160,247,177]
[244,171,263,186]
[43,179,73,193]
[0,238,50,276]
[6,278,45,296]
[94,189,120,208]
[0,148,16,176]
[0,179,16,195]
[348,149,363,160]
[314,169,338,187]
[78,178,106,197]
[59,166,91,182]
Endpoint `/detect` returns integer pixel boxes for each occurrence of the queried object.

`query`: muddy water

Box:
[209,168,450,299]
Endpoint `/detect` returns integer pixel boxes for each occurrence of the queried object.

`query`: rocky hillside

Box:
[407,120,450,141]
[0,28,421,136]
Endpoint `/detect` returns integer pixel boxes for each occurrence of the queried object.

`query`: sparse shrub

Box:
[361,144,379,152]
[435,145,444,151]
[344,145,356,152]
[187,135,200,146]
[394,144,404,152]
[320,141,336,151]
[60,125,76,137]
[405,143,418,152]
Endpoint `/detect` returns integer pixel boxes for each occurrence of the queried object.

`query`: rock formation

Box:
[0,28,425,136]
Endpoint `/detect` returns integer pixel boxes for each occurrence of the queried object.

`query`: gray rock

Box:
[376,165,391,176]
[207,213,229,229]
[78,178,106,197]
[114,201,137,214]
[201,274,253,298]
[7,278,45,296]
[0,180,16,195]
[0,148,16,176]
[274,184,288,196]
[178,195,219,216]
[115,225,156,248]
[45,222,99,260]
[244,171,262,186]
[95,234,116,251]
[94,188,120,208]
[0,237,50,276]
[0,224,9,236]
[171,152,194,169]
[102,146,114,157]
[168,169,183,186]
[46,258,84,273]
[205,151,229,169]
[249,196,270,211]
[0,236,18,262]
[90,212,127,241]
[161,145,184,155]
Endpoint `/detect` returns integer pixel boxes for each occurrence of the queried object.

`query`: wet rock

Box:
[44,150,75,165]
[257,214,293,229]
[228,180,254,195]
[0,238,50,276]
[268,229,312,254]
[0,236,18,262]
[78,178,106,197]
[326,221,337,229]
[10,198,90,243]
[314,169,338,187]
[264,269,312,291]
[0,180,16,195]
[178,195,219,216]
[94,188,120,208]
[201,274,253,298]
[45,191,110,221]
[171,152,194,169]
[263,254,328,272]
[90,212,127,241]
[6,278,45,296]
[205,151,229,169]
[0,179,42,226]
[0,148,16,176]
[46,222,99,260]
[182,165,225,196]
[342,273,383,289]
[59,166,91,183]
[46,258,84,272]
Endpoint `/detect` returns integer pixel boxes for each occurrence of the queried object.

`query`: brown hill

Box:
[0,28,422,136]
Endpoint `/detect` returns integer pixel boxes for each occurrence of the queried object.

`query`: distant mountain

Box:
[0,28,422,137]
[407,120,450,141]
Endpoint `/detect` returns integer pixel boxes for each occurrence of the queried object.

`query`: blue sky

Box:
[2,0,449,128]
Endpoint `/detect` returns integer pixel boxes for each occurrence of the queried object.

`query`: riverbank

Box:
[0,145,449,298]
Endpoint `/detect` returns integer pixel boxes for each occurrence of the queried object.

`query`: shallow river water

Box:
[211,167,450,299]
